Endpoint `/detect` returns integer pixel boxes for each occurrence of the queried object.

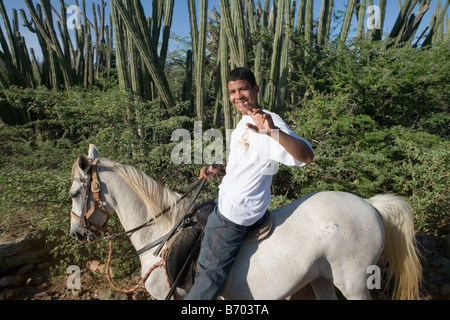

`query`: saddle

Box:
[163,199,272,289]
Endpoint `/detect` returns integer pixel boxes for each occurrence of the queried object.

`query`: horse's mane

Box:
[101,158,189,231]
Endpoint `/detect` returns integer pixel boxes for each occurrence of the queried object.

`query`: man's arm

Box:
[272,128,314,164]
[242,103,313,164]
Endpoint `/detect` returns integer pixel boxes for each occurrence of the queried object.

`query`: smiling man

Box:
[185,67,314,300]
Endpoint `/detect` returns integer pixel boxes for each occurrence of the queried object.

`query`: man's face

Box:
[227,79,259,116]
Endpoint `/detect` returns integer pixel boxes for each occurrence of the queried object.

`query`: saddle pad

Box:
[164,226,203,286]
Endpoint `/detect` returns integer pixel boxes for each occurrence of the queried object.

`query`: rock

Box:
[17,264,35,276]
[26,278,33,286]
[49,291,60,300]
[94,288,108,300]
[71,289,81,298]
[446,233,450,257]
[37,262,51,270]
[35,282,47,291]
[439,259,450,276]
[0,288,21,300]
[88,260,107,274]
[33,292,49,300]
[0,275,26,287]
[0,276,12,287]
[0,231,49,270]
[31,276,46,286]
[58,292,68,300]
[440,283,450,296]
[132,292,143,300]
[94,288,128,300]
[109,291,129,300]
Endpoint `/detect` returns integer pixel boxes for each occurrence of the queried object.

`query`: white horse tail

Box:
[366,194,423,300]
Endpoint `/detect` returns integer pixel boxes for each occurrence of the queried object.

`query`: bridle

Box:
[70,158,111,234]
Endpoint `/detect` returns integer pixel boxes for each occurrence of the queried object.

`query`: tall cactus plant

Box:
[390,0,418,41]
[278,0,291,107]
[182,49,194,108]
[188,0,208,120]
[339,0,356,46]
[110,0,130,92]
[317,0,333,45]
[219,17,233,130]
[0,1,33,124]
[304,0,314,51]
[372,0,387,41]
[422,0,449,46]
[24,0,73,89]
[17,0,113,90]
[356,0,367,40]
[296,0,306,33]
[0,1,35,89]
[231,0,247,67]
[399,1,432,44]
[111,0,175,108]
[265,0,285,109]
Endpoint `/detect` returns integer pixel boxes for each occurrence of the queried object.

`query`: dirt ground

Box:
[1,217,449,300]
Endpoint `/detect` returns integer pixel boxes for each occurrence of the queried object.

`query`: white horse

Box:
[69,144,422,300]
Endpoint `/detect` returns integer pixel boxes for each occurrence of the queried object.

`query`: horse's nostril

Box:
[71,231,85,241]
[87,231,99,242]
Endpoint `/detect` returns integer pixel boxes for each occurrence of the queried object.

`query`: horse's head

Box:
[69,144,109,242]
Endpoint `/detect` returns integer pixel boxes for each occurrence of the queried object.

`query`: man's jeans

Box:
[184,204,247,300]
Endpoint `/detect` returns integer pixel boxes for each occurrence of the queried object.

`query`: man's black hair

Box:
[226,67,257,88]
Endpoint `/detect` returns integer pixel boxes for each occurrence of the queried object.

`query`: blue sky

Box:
[1,0,448,60]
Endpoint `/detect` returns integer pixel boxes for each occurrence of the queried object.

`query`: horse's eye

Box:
[69,191,78,199]
[69,187,81,199]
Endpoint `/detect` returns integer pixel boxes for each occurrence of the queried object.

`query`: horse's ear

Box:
[77,155,91,174]
[88,144,99,159]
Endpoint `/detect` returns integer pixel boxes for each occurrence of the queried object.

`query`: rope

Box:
[105,234,161,293]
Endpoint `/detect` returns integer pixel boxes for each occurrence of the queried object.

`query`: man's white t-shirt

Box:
[218,109,312,226]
